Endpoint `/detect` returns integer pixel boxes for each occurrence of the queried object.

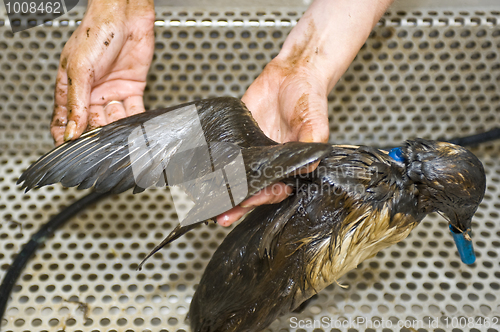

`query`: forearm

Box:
[85,0,154,20]
[276,0,394,92]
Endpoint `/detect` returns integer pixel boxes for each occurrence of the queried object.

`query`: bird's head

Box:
[397,138,486,235]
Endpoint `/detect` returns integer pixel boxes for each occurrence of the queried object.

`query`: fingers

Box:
[241,183,292,208]
[104,101,127,123]
[51,106,68,146]
[124,95,146,116]
[59,13,124,143]
[51,104,69,146]
[216,183,292,227]
[216,206,254,227]
[49,0,152,146]
[288,87,330,144]
[52,61,69,146]
[241,63,283,140]
[298,160,321,175]
[86,96,145,131]
[87,105,107,131]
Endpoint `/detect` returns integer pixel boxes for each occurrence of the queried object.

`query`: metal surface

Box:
[1,3,499,332]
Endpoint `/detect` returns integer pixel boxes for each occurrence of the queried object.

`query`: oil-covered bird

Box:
[16,97,486,332]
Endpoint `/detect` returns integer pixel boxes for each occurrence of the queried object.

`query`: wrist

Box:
[277,0,394,93]
[126,0,155,20]
[86,0,154,21]
[271,53,332,97]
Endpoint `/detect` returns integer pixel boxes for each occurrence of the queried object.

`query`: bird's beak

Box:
[448,216,476,265]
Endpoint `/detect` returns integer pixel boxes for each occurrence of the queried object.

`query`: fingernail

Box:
[64,120,76,141]
[217,214,231,227]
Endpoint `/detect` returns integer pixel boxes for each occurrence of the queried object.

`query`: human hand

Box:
[52,0,155,146]
[215,57,330,226]
[216,0,394,226]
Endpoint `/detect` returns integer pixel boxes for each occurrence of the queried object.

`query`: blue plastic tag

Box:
[388,147,405,162]
[449,225,476,265]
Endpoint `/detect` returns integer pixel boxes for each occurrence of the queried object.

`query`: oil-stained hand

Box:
[52,0,155,146]
[215,58,330,226]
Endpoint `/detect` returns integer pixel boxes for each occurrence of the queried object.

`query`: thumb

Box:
[296,97,330,143]
[296,119,329,174]
[297,119,330,143]
[296,104,330,174]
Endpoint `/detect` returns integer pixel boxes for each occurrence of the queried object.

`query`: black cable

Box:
[380,127,500,150]
[0,191,109,329]
[447,127,500,147]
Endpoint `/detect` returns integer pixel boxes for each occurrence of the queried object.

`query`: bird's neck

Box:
[303,192,421,296]
[403,158,439,216]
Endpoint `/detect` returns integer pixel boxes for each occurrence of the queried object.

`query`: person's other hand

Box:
[216,0,394,226]
[215,57,330,226]
[52,0,155,146]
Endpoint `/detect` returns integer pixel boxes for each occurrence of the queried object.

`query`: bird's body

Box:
[14,97,486,332]
[190,145,422,331]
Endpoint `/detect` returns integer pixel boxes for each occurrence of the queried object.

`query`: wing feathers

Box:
[18,97,276,194]
[19,98,334,196]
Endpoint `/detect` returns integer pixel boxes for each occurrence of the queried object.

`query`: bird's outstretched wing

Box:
[18,98,271,193]
[18,97,331,195]
[17,97,333,263]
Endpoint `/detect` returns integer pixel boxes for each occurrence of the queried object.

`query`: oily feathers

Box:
[189,144,421,332]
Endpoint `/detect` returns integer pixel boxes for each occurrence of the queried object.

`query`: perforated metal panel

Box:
[1,3,500,332]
